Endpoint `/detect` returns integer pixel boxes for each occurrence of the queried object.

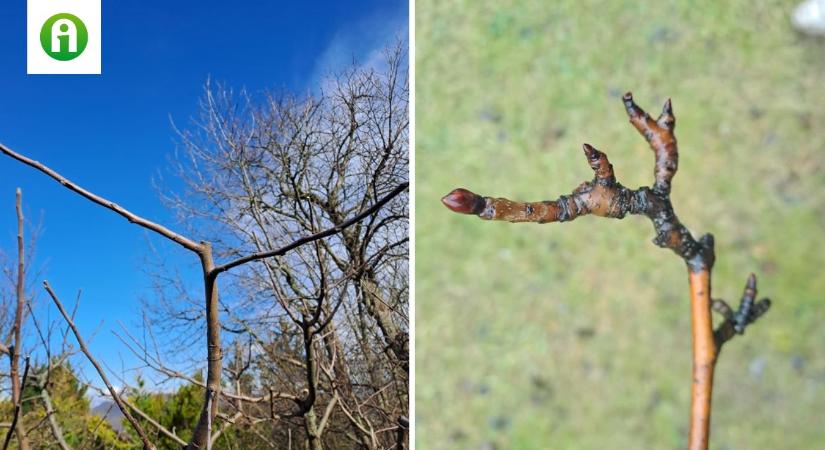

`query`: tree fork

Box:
[442,93,771,450]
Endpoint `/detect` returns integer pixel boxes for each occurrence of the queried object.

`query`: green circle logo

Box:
[40,13,88,61]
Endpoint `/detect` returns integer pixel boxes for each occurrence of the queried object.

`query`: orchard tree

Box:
[0,43,408,450]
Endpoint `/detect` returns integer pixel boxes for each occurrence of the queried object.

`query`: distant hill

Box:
[90,401,125,433]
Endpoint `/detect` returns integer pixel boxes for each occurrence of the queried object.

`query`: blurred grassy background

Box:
[415,0,825,448]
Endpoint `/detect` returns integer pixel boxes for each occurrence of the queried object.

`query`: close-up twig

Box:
[442,93,771,450]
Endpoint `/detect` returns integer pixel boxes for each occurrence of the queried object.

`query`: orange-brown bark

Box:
[688,270,715,450]
[624,96,678,194]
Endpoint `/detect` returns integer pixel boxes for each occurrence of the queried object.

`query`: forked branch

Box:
[443,95,709,269]
[442,93,771,450]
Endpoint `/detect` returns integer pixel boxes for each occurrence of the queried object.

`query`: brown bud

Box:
[442,188,486,215]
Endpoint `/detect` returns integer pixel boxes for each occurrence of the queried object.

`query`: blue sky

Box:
[0,0,407,389]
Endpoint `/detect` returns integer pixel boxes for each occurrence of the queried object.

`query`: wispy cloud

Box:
[309,6,408,87]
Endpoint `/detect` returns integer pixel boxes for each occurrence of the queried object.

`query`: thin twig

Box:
[120,395,187,447]
[2,355,30,450]
[43,281,157,450]
[208,411,242,448]
[10,188,31,450]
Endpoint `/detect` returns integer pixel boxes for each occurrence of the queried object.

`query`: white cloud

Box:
[309,6,408,87]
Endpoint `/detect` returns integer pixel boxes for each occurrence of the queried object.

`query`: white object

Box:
[50,19,79,53]
[793,0,825,36]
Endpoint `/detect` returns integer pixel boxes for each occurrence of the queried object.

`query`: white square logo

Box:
[27,0,101,74]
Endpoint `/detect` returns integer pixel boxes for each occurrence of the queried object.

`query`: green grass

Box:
[415,1,825,448]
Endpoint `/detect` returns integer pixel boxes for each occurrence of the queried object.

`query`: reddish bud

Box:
[442,188,485,215]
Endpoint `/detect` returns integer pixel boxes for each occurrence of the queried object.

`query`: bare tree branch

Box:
[7,189,32,450]
[37,378,71,450]
[43,281,157,450]
[2,355,29,450]
[211,181,409,277]
[0,144,203,253]
[119,395,188,447]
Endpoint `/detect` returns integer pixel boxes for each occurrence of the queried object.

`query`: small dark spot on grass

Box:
[477,323,491,338]
[519,26,535,39]
[607,87,623,98]
[553,126,567,139]
[791,355,805,374]
[648,26,680,45]
[749,107,764,119]
[488,415,511,430]
[478,383,490,395]
[449,429,468,442]
[530,375,554,405]
[576,326,596,339]
[478,107,502,123]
